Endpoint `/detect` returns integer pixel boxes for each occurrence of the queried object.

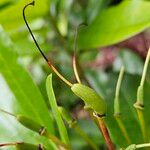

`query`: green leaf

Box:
[0,27,56,149]
[0,0,49,31]
[46,74,70,145]
[78,0,150,49]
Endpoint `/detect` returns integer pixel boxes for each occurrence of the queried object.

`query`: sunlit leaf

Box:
[0,0,49,31]
[78,0,150,49]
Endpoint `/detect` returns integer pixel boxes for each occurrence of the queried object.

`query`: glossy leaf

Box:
[78,0,150,49]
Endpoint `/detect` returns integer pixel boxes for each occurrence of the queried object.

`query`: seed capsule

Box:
[16,115,68,149]
[71,83,107,116]
[16,143,46,150]
[17,115,46,135]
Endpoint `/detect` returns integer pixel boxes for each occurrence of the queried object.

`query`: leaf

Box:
[46,74,70,145]
[0,0,49,31]
[0,1,14,10]
[0,27,56,149]
[78,0,150,49]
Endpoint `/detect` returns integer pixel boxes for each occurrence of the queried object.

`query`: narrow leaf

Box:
[46,74,70,145]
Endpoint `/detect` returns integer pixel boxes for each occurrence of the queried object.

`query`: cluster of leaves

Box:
[0,0,150,149]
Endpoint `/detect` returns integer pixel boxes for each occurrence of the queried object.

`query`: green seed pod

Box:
[17,115,46,135]
[125,144,136,150]
[71,84,107,116]
[16,143,46,150]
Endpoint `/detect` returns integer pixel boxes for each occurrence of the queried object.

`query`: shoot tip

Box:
[29,1,35,6]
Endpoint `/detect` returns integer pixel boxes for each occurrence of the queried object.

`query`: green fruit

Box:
[71,84,107,116]
[17,115,46,135]
[16,143,46,150]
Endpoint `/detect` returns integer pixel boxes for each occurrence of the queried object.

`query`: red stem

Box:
[0,142,21,147]
[98,118,115,150]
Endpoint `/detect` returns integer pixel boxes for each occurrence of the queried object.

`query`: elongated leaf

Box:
[46,74,70,145]
[78,0,150,49]
[0,27,56,149]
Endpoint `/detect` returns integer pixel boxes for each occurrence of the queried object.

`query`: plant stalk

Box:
[96,117,115,150]
[134,47,150,142]
[0,143,18,147]
[140,48,150,88]
[136,109,147,142]
[73,54,81,83]
[114,66,125,114]
[114,66,131,144]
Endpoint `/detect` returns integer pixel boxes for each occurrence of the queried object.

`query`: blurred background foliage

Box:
[0,0,150,149]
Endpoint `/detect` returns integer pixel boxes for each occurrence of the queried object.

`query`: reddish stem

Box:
[98,118,115,150]
[0,142,21,147]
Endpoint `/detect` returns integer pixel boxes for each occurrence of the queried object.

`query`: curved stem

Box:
[49,63,73,87]
[72,24,87,83]
[23,1,73,87]
[114,67,131,144]
[114,66,124,114]
[140,48,150,87]
[72,54,81,83]
[115,66,125,100]
[0,142,21,147]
